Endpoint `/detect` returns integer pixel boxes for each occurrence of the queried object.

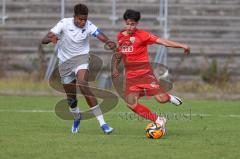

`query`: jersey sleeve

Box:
[143,31,158,45]
[88,21,100,37]
[50,19,65,36]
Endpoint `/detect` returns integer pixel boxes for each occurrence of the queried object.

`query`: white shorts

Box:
[60,63,89,84]
[58,54,90,84]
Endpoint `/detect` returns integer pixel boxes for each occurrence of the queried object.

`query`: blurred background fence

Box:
[0,0,239,87]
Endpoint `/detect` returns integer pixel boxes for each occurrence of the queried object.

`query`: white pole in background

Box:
[157,0,169,39]
[2,0,7,25]
[163,0,169,39]
[110,0,118,26]
[154,0,169,68]
[61,0,65,19]
[158,0,164,27]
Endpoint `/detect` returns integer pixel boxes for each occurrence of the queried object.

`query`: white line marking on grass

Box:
[184,113,240,118]
[220,114,240,118]
[0,110,240,118]
[0,109,54,113]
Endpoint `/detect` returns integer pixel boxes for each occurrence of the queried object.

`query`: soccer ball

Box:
[145,123,165,139]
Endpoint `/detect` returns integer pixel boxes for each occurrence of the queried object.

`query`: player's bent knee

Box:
[155,94,169,103]
[67,98,78,108]
[78,81,89,90]
[78,79,88,85]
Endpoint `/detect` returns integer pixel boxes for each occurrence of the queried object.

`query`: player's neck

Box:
[123,29,137,36]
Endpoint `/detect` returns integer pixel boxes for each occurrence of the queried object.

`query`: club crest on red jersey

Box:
[129,37,135,43]
[120,39,134,54]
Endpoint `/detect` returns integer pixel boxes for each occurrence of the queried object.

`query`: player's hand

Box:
[106,41,117,51]
[48,32,58,44]
[183,45,190,55]
[51,36,58,44]
[112,68,119,78]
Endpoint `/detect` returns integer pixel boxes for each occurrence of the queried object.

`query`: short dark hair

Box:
[123,9,141,22]
[74,3,88,16]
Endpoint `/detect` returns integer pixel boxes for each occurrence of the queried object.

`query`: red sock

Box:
[132,103,158,122]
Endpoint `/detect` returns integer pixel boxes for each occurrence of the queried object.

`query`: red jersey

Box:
[117,29,158,78]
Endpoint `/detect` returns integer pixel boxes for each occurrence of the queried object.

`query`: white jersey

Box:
[50,18,99,62]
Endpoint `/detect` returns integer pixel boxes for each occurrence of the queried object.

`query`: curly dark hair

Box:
[123,9,141,22]
[74,3,88,16]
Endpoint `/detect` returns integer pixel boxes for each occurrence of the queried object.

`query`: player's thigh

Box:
[76,69,89,84]
[75,63,89,81]
[125,92,139,109]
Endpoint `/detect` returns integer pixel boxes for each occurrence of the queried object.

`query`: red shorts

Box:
[125,73,167,98]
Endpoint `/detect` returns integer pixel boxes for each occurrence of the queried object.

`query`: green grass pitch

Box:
[0,95,240,159]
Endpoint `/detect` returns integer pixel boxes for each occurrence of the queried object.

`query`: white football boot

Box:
[169,95,183,106]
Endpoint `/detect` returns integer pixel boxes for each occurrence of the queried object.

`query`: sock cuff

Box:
[69,107,80,113]
[132,103,145,111]
[90,104,103,117]
[90,104,100,110]
[132,103,140,111]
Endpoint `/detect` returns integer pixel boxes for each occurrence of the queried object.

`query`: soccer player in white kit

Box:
[42,3,115,134]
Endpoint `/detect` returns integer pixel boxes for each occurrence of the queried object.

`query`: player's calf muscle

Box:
[126,94,138,109]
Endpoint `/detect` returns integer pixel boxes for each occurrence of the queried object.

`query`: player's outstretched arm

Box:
[155,38,190,55]
[42,32,58,44]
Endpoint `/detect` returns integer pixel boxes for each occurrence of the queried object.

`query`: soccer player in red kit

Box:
[112,9,190,128]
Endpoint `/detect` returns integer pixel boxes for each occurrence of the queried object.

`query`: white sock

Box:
[69,107,81,120]
[90,105,106,126]
[155,116,166,127]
